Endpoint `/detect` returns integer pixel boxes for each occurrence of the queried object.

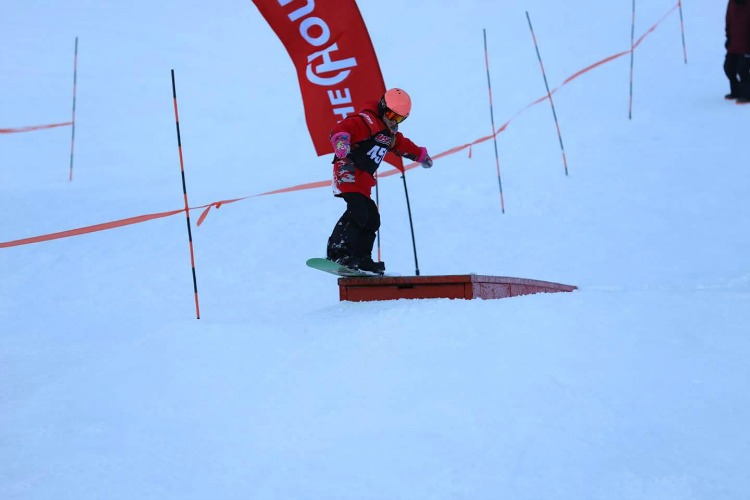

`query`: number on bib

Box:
[366,145,387,164]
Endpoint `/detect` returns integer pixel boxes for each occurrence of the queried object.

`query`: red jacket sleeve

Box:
[392,133,423,161]
[330,110,378,143]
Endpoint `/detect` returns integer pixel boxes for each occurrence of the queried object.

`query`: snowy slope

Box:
[2,1,749,499]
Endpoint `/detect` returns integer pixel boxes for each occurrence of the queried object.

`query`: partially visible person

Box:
[725,0,750,103]
[325,88,432,274]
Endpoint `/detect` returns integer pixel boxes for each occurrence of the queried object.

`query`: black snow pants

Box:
[326,192,380,261]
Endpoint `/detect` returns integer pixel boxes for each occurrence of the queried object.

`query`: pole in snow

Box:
[170,69,201,320]
[678,0,688,64]
[482,28,506,213]
[400,171,420,276]
[68,37,78,182]
[629,0,636,119]
[375,174,382,263]
[525,13,569,176]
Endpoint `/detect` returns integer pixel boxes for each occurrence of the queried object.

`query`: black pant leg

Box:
[736,54,750,98]
[355,197,380,259]
[725,53,741,95]
[327,193,380,260]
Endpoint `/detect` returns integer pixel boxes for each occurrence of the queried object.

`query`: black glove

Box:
[421,155,433,168]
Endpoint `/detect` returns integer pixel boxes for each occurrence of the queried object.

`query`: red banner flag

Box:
[251,0,402,168]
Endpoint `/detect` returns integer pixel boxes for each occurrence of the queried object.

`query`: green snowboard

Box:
[306,257,382,277]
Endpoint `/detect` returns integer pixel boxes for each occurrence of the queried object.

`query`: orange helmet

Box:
[379,88,411,122]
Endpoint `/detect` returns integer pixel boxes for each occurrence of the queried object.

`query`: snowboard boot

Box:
[334,255,360,270]
[356,256,385,275]
[327,239,350,262]
[334,255,385,275]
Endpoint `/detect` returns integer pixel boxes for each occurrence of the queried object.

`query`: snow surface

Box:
[2,1,749,499]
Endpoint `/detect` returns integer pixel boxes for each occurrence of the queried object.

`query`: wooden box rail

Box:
[338,274,577,302]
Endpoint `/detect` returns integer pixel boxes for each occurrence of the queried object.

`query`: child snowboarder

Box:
[326,88,432,274]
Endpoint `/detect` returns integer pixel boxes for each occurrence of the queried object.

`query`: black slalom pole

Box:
[483,28,506,213]
[678,0,688,64]
[400,170,420,276]
[629,0,636,120]
[526,11,569,176]
[68,36,78,182]
[375,173,382,263]
[171,69,201,319]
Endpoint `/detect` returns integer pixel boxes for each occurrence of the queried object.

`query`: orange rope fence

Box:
[0,3,681,250]
[0,122,72,134]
